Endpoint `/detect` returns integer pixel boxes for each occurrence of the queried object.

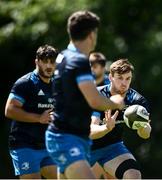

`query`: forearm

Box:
[94,94,118,111]
[6,105,40,123]
[90,124,111,139]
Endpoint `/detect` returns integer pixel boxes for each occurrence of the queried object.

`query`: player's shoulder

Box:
[62,48,88,67]
[15,72,32,85]
[97,84,111,98]
[14,71,39,87]
[127,88,150,112]
[127,88,146,102]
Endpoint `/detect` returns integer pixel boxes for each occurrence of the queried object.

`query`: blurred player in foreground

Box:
[45,11,125,179]
[90,59,152,179]
[89,52,110,86]
[5,45,58,179]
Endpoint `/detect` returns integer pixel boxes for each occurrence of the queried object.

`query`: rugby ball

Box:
[123,105,149,130]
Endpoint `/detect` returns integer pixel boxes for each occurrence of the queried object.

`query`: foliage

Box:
[0,0,162,178]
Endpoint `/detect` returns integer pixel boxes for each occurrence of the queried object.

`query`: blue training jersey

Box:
[94,74,110,87]
[48,43,94,138]
[91,84,150,150]
[8,70,54,149]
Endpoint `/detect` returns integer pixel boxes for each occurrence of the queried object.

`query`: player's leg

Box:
[103,143,141,179]
[10,148,43,179]
[40,165,57,179]
[40,150,57,179]
[59,172,66,179]
[65,160,95,179]
[20,172,41,179]
[46,130,96,179]
[92,162,115,179]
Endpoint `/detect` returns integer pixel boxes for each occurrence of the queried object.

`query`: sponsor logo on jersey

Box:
[38,103,54,108]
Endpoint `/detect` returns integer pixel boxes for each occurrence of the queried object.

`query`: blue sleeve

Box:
[76,74,94,84]
[9,78,31,104]
[136,96,150,113]
[75,57,94,84]
[92,111,101,118]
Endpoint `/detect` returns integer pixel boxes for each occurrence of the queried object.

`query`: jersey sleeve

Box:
[91,111,101,119]
[91,85,110,119]
[133,91,150,113]
[75,57,94,84]
[136,96,150,113]
[8,78,31,105]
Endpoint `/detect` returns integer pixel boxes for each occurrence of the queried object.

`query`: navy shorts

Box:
[45,130,92,173]
[90,141,130,166]
[10,148,55,176]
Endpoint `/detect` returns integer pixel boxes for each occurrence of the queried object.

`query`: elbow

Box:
[5,106,13,118]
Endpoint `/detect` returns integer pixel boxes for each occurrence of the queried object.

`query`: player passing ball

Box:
[90,59,151,179]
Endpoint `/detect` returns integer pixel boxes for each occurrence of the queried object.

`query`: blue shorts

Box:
[10,148,55,176]
[45,130,92,173]
[90,141,130,166]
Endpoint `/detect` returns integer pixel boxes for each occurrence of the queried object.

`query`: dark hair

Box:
[67,10,100,40]
[89,52,106,67]
[110,59,134,76]
[36,44,58,62]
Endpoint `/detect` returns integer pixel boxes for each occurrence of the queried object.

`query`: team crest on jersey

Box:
[69,147,81,156]
[21,162,30,170]
[48,98,54,103]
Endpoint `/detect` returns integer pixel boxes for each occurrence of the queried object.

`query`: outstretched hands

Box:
[104,109,119,132]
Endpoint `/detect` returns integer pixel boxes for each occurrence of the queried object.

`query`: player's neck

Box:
[110,85,126,97]
[39,75,50,84]
[72,40,91,57]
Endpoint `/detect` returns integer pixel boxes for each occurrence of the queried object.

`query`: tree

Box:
[0,0,162,178]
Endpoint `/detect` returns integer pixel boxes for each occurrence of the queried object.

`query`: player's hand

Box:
[39,108,54,124]
[104,109,119,132]
[110,94,125,110]
[137,122,152,139]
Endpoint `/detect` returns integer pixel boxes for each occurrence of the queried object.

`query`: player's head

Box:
[109,59,134,95]
[35,44,58,79]
[67,10,100,50]
[89,52,106,79]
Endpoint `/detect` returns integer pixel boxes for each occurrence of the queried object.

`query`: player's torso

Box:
[9,71,55,149]
[49,47,92,138]
[92,85,148,150]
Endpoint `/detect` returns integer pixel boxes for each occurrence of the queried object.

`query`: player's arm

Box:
[5,97,52,124]
[136,96,152,139]
[78,80,124,110]
[90,110,119,139]
[137,122,151,139]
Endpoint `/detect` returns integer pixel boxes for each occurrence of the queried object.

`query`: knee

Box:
[115,159,141,179]
[123,169,141,179]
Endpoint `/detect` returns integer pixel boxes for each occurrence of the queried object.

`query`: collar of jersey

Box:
[33,69,54,83]
[33,69,39,75]
[67,43,80,53]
